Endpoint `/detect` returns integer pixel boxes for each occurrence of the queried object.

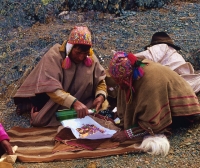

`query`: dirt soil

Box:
[0,1,200,168]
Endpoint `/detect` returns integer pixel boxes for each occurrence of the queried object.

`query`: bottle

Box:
[56,108,95,121]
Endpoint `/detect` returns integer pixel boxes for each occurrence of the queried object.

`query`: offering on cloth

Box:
[61,116,117,139]
[76,124,105,138]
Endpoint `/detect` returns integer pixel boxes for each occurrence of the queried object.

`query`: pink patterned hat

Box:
[68,26,92,46]
[109,51,145,103]
[109,51,133,86]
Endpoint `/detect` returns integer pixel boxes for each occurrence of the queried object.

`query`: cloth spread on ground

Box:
[53,127,120,151]
[135,44,200,93]
[7,126,143,162]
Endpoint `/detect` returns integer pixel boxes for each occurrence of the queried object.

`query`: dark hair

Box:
[73,44,91,52]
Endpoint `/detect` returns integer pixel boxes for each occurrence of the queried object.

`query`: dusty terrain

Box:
[0,1,200,168]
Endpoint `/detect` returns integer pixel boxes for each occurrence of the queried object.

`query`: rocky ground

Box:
[0,0,200,168]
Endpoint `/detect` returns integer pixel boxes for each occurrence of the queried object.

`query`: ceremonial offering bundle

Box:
[76,124,105,138]
[61,116,117,139]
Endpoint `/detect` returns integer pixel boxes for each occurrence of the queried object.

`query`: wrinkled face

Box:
[69,44,90,64]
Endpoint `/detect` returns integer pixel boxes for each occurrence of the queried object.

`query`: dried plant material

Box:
[76,124,105,138]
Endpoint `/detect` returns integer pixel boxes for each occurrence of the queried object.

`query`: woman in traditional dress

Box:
[108,51,200,144]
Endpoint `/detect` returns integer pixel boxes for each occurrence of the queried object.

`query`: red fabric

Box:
[127,53,137,65]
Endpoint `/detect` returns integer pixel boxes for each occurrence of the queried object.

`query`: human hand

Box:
[111,131,128,143]
[72,100,89,118]
[1,140,13,155]
[92,95,104,112]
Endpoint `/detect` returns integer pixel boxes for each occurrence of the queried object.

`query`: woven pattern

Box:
[68,26,92,46]
[109,51,132,85]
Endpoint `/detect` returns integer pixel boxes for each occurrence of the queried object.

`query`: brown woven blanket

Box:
[7,126,142,162]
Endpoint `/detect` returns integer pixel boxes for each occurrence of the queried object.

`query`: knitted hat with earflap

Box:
[109,51,145,103]
[62,26,93,69]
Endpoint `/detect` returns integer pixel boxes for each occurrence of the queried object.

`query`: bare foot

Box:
[30,107,39,125]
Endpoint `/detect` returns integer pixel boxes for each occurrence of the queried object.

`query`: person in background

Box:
[13,26,108,127]
[135,32,200,93]
[0,123,13,156]
[108,51,200,145]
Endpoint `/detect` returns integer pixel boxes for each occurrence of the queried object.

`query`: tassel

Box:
[133,68,139,80]
[89,48,94,56]
[127,53,137,65]
[133,67,144,80]
[138,67,144,77]
[62,56,71,69]
[84,56,93,67]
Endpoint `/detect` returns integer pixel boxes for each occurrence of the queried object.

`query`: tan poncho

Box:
[135,44,200,93]
[117,60,200,134]
[14,44,106,126]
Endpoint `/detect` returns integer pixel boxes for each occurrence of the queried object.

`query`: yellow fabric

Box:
[47,80,107,109]
[105,69,118,98]
[88,48,94,63]
[47,90,76,108]
[95,80,107,97]
[59,40,67,52]
[0,162,13,168]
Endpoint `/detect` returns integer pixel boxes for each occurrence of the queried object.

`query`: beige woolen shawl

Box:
[14,43,106,126]
[135,44,200,93]
[117,60,200,134]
